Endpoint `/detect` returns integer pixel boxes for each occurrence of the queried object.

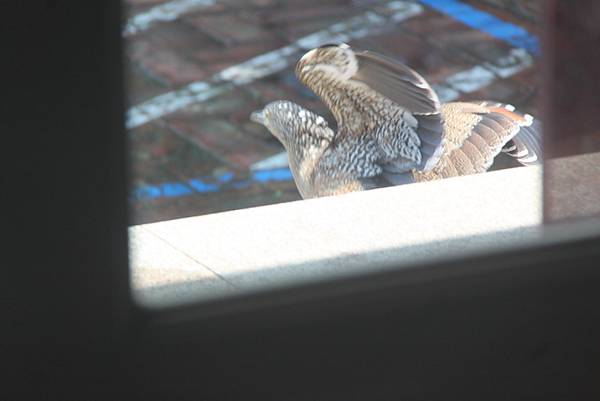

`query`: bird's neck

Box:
[302,72,344,116]
[286,131,331,199]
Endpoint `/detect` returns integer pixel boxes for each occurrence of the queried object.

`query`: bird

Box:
[250,43,542,199]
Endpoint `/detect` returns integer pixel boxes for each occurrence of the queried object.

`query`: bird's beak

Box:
[250,110,266,125]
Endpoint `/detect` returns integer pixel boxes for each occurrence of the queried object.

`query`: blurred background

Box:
[124,0,542,225]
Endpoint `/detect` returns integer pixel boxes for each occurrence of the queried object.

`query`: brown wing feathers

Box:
[349,51,542,183]
[292,45,541,194]
[504,121,542,165]
[351,51,445,171]
[428,101,541,179]
[481,102,542,166]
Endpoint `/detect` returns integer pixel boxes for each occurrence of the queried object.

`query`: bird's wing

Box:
[297,47,444,173]
[353,50,445,172]
[483,102,542,166]
[413,101,542,181]
[352,50,441,115]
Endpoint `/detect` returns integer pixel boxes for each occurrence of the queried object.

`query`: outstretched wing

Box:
[412,101,542,182]
[296,45,445,173]
[478,101,542,166]
[353,50,441,115]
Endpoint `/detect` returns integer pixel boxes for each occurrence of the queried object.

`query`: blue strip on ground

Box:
[131,0,540,201]
[132,168,294,200]
[418,0,539,54]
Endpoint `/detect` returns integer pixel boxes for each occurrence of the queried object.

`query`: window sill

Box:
[131,156,573,308]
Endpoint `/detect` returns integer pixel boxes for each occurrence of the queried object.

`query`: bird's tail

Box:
[414,101,542,182]
[476,101,542,166]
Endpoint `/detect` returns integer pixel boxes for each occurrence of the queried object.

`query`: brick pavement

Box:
[124,0,543,224]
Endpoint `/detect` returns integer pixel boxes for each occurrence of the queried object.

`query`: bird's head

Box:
[251,100,334,148]
[295,43,358,81]
[251,101,334,195]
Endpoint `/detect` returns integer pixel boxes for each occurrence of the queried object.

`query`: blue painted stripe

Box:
[418,0,539,54]
[132,167,294,201]
[253,168,294,183]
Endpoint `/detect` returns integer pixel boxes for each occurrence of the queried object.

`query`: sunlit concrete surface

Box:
[130,163,545,308]
[129,226,238,304]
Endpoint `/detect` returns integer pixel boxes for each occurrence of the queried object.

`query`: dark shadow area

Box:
[131,216,600,401]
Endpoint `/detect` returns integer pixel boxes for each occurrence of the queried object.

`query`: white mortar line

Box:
[434,47,532,101]
[124,0,216,36]
[251,47,533,171]
[251,152,290,171]
[126,1,424,129]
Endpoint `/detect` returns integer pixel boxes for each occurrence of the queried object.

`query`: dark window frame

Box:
[4,1,600,400]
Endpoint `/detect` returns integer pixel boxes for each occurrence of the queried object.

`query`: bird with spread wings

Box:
[251,43,541,199]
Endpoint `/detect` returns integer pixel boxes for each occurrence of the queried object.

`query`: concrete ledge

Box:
[130,160,549,308]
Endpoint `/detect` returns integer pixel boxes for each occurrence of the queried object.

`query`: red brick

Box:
[465,0,543,28]
[127,24,215,85]
[252,1,364,41]
[138,48,209,85]
[191,41,286,74]
[125,61,169,105]
[186,13,272,46]
[458,75,538,114]
[246,80,296,103]
[282,19,338,42]
[185,87,256,117]
[251,77,316,105]
[260,4,356,25]
[258,4,362,41]
[136,22,217,54]
[128,122,225,188]
[352,31,475,85]
[165,113,281,170]
[248,77,335,121]
[401,11,491,57]
[246,0,280,7]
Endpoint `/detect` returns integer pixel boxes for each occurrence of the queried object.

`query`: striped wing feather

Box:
[413,101,542,182]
